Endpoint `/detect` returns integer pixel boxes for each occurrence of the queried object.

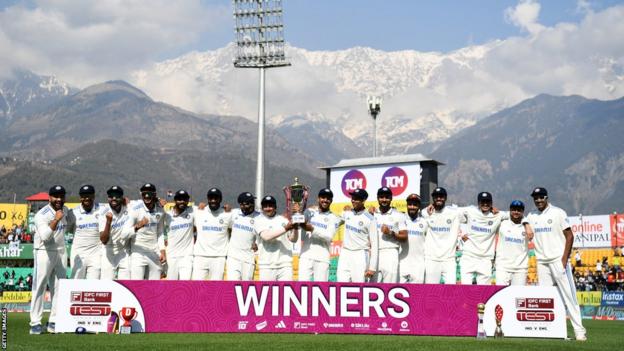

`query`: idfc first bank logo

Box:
[382,167,408,196]
[342,170,367,197]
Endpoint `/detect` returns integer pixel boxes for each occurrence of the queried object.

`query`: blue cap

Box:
[510,200,525,209]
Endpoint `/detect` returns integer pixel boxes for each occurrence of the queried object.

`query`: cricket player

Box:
[30,185,76,334]
[299,188,342,282]
[70,185,105,279]
[192,188,232,280]
[164,190,195,280]
[337,189,379,283]
[100,186,132,280]
[226,192,260,280]
[526,187,586,341]
[422,187,460,284]
[124,183,166,280]
[399,193,428,283]
[457,192,506,285]
[255,195,297,281]
[495,200,532,286]
[374,187,407,283]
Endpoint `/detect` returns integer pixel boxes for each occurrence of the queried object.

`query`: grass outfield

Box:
[6,313,623,351]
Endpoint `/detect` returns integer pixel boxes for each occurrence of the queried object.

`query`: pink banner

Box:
[116,281,503,336]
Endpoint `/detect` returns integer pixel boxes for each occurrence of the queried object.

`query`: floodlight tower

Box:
[367,96,382,157]
[233,0,290,206]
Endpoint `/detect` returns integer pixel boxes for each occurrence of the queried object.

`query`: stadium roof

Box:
[25,192,49,201]
[319,153,444,170]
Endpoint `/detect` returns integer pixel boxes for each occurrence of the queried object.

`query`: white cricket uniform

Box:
[70,204,105,279]
[526,204,586,338]
[495,219,529,286]
[374,208,407,283]
[337,210,378,283]
[124,202,166,280]
[255,214,295,281]
[422,206,461,284]
[299,208,341,282]
[458,207,506,285]
[164,207,195,280]
[99,205,132,280]
[399,214,428,283]
[30,205,75,327]
[226,210,259,280]
[192,208,232,280]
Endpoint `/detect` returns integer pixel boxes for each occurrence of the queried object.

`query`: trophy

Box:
[283,177,310,237]
[119,307,137,334]
[476,303,486,339]
[494,304,504,338]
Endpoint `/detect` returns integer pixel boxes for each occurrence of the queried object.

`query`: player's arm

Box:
[259,222,293,241]
[365,217,379,278]
[562,227,574,269]
[99,211,113,244]
[393,214,408,242]
[158,214,167,263]
[35,211,58,242]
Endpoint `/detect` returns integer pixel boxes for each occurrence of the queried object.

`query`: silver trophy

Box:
[283,178,310,236]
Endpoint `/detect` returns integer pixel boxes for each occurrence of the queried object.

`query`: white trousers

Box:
[130,251,162,280]
[495,267,527,286]
[258,266,293,281]
[424,258,457,284]
[375,248,399,283]
[30,250,66,326]
[101,248,131,280]
[298,257,329,282]
[70,251,102,279]
[400,257,425,283]
[167,256,193,280]
[192,256,226,280]
[460,255,493,285]
[336,248,368,283]
[226,257,255,281]
[537,261,586,337]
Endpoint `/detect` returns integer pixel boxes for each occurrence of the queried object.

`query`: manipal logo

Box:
[341,169,367,197]
[381,167,408,196]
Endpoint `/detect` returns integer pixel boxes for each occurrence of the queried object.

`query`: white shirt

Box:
[98,204,131,255]
[422,206,461,261]
[496,219,529,272]
[459,206,507,259]
[227,209,260,264]
[193,207,232,257]
[301,208,342,263]
[374,207,407,250]
[33,204,74,252]
[400,214,428,267]
[71,203,106,257]
[124,201,166,254]
[526,204,570,263]
[164,207,195,259]
[255,214,294,268]
[341,209,379,271]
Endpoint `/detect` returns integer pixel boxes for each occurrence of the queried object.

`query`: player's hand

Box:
[525,228,534,241]
[461,234,469,242]
[491,207,500,214]
[251,242,258,252]
[368,206,376,215]
[426,204,434,215]
[292,203,301,213]
[224,204,232,212]
[123,196,130,206]
[198,202,207,210]
[158,198,167,208]
[284,221,295,231]
[343,205,352,211]
[381,224,391,236]
[136,217,149,230]
[54,210,64,221]
[160,250,167,264]
[365,270,375,279]
[105,212,113,221]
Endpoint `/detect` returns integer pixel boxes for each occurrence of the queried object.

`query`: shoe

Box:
[30,325,43,335]
[46,322,55,334]
[575,334,587,341]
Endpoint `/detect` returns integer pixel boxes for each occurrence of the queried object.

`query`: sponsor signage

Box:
[330,164,421,203]
[569,215,612,248]
[0,204,28,228]
[0,243,34,259]
[577,292,602,306]
[611,214,624,248]
[57,280,564,338]
[0,291,31,303]
[601,291,624,307]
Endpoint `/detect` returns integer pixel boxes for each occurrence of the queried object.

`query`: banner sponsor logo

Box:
[70,304,111,316]
[577,292,602,306]
[341,170,367,198]
[0,244,33,259]
[601,292,624,307]
[0,204,27,228]
[381,167,408,196]
[569,215,612,248]
[0,291,31,303]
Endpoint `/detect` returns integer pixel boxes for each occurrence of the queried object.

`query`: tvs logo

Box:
[515,298,555,322]
[341,169,367,197]
[381,167,408,196]
[70,304,111,316]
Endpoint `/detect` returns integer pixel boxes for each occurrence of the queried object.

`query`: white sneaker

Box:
[575,334,587,341]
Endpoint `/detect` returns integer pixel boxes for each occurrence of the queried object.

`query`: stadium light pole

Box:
[367,96,382,157]
[233,0,290,207]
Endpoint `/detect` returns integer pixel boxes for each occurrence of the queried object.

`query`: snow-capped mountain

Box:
[0,69,75,121]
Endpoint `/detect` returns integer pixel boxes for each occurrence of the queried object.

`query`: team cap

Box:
[406,193,421,204]
[237,192,255,204]
[78,185,95,196]
[174,190,190,201]
[478,192,492,202]
[207,188,222,199]
[140,183,157,192]
[107,186,124,197]
[431,187,447,197]
[349,188,368,200]
[261,195,277,206]
[48,185,66,197]
[530,187,548,198]
[318,188,333,198]
[377,187,393,197]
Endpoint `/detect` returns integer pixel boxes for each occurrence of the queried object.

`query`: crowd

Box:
[573,250,624,291]
[0,223,33,244]
[0,269,33,292]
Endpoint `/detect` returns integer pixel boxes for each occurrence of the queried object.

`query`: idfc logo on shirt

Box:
[382,167,408,196]
[341,169,367,197]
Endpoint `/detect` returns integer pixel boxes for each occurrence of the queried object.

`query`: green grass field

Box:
[5,313,623,351]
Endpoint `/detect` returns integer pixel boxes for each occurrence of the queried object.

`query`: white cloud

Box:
[504,0,545,35]
[0,0,229,85]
